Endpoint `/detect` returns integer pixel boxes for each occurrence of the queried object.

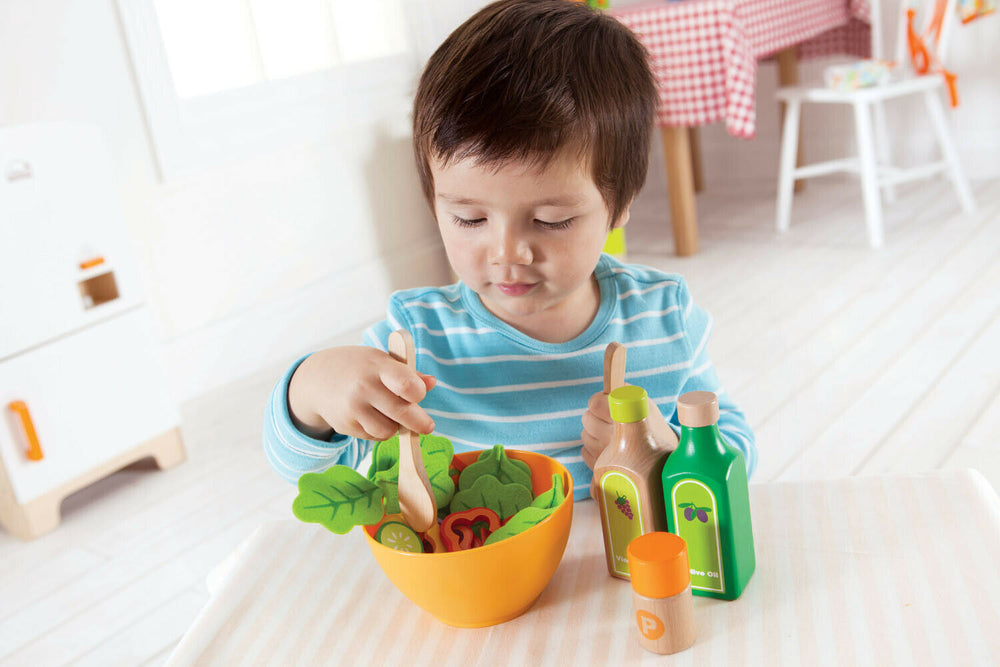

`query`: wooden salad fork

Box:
[387,329,438,532]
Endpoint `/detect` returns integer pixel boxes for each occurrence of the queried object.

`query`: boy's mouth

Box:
[496,282,535,296]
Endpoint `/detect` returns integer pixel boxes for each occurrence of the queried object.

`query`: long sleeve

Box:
[262,259,757,494]
[670,281,758,477]
[262,355,369,483]
[261,296,416,484]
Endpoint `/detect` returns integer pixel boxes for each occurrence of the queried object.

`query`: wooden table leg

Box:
[776,46,805,193]
[661,125,698,256]
[688,127,704,193]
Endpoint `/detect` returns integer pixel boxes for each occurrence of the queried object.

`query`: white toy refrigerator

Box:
[0,121,185,540]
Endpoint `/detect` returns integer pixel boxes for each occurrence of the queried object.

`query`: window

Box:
[117,0,429,180]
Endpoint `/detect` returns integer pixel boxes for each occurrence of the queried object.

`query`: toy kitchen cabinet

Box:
[0,122,185,540]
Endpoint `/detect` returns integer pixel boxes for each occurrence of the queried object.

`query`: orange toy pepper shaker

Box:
[626,532,696,655]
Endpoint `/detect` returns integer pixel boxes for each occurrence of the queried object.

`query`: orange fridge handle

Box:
[7,400,44,461]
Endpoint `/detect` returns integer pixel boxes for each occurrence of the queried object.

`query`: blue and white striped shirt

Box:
[264,254,756,501]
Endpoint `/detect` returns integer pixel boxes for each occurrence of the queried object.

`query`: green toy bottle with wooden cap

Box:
[661,391,755,600]
[594,385,671,580]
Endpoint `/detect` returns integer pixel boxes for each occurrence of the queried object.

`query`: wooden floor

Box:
[1,175,998,665]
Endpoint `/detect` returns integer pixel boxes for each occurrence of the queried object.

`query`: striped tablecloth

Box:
[611,0,872,137]
[168,469,1000,665]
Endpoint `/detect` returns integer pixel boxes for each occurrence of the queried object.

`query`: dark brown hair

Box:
[412,0,657,225]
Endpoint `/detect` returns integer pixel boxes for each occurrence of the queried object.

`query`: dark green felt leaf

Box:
[292,466,385,534]
[451,475,532,521]
[484,506,557,545]
[458,444,532,493]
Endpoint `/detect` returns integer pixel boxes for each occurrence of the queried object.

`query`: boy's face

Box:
[431,146,626,343]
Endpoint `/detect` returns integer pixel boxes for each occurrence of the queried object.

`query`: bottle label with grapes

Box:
[670,479,724,593]
[599,471,644,578]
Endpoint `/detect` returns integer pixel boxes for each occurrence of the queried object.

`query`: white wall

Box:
[1,0,451,402]
[1,0,996,401]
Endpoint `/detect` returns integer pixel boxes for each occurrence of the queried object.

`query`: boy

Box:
[264,0,756,501]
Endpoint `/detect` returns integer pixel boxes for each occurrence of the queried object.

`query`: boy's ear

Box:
[611,205,631,230]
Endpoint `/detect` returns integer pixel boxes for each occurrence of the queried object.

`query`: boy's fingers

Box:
[581,409,611,439]
[371,389,435,435]
[418,373,437,391]
[580,430,602,469]
[353,407,402,442]
[380,363,429,404]
[587,392,612,421]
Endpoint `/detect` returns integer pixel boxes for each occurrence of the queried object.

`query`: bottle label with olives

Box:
[670,479,724,593]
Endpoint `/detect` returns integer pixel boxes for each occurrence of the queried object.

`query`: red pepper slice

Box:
[455,524,475,550]
[440,507,501,552]
[449,455,470,487]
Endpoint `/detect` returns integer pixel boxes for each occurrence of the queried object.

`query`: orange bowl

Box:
[363,449,574,627]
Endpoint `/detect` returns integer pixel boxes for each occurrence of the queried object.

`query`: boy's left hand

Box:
[581,391,614,470]
[580,388,678,469]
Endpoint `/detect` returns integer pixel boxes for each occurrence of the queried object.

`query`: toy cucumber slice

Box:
[375,521,424,553]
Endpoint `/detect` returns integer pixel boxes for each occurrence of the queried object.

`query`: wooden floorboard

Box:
[1,175,997,666]
[859,310,1000,476]
[770,197,1000,480]
[70,591,208,667]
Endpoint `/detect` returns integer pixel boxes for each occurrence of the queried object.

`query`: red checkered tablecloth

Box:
[611,0,871,137]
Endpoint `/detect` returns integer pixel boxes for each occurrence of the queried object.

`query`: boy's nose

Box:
[491,227,532,265]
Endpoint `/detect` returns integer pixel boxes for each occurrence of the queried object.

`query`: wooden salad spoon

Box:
[604,341,626,397]
[387,329,438,532]
[591,342,627,500]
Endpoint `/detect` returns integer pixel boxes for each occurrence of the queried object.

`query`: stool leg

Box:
[873,101,895,204]
[776,98,801,234]
[853,100,884,249]
[923,89,976,213]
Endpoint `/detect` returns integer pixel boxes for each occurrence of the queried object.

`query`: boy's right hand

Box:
[287,346,437,441]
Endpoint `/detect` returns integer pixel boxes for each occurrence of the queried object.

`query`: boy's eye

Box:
[534,217,574,230]
[451,215,486,228]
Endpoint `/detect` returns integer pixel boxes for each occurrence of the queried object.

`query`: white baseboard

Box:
[163,239,450,402]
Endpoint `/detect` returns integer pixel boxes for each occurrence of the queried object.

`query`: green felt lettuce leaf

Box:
[450,474,532,521]
[380,482,402,515]
[366,433,455,513]
[369,436,399,479]
[484,506,558,546]
[530,474,566,510]
[458,444,532,494]
[366,437,399,512]
[292,466,385,534]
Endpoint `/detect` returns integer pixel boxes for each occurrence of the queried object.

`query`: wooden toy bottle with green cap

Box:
[661,391,755,600]
[594,385,670,580]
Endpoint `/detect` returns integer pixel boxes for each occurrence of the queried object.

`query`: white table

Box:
[169,469,1000,665]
